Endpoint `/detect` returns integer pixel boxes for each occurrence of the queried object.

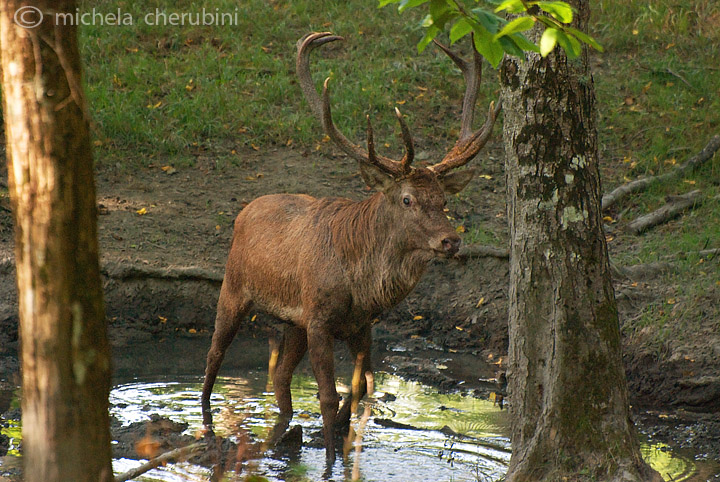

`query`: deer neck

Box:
[332,192,431,311]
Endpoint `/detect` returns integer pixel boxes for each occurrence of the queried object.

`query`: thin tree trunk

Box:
[499,2,661,480]
[0,2,113,481]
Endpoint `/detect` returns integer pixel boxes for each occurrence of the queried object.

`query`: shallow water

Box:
[0,337,713,481]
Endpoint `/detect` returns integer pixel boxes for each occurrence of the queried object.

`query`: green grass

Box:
[80,0,496,161]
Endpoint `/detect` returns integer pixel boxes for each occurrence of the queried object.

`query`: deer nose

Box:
[442,235,461,256]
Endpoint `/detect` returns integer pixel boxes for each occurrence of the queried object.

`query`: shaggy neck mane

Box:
[330,192,429,310]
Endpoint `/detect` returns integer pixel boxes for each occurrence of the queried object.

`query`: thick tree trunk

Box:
[499,2,661,481]
[0,2,113,481]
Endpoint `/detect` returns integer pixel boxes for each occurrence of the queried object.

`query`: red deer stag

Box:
[201,32,500,461]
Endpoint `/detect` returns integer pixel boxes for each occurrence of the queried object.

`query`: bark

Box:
[0,2,113,481]
[499,2,661,481]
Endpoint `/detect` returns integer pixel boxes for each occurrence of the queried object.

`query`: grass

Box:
[80,0,494,162]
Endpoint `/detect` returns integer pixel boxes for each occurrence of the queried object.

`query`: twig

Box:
[602,135,720,211]
[626,190,702,235]
[113,442,206,482]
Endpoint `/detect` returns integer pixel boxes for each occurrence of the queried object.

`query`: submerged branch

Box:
[113,442,206,482]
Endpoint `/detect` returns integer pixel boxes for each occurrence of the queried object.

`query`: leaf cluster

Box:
[379,0,603,67]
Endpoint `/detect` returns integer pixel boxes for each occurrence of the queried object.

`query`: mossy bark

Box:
[1,2,113,481]
[499,2,661,481]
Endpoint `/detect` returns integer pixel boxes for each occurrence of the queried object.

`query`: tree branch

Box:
[602,135,720,211]
[113,442,206,482]
[626,190,702,235]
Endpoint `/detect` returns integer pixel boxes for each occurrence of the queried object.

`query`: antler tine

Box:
[394,107,414,174]
[366,115,378,166]
[432,37,481,139]
[429,36,501,175]
[297,31,413,178]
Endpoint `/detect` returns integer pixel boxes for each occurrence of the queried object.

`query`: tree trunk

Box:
[499,2,661,481]
[0,2,113,481]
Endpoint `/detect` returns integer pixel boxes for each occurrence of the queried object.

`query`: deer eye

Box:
[402,196,412,206]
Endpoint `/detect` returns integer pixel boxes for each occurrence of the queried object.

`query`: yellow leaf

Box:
[396,100,406,105]
[413,315,423,321]
[476,297,485,308]
[251,143,259,151]
[603,216,615,223]
[479,174,492,180]
[455,326,464,331]
[93,139,103,147]
[298,413,311,419]
[136,207,147,215]
[158,316,167,324]
[684,180,696,185]
[251,314,257,322]
[489,392,496,402]
[632,29,639,35]
[215,225,221,230]
[456,225,466,233]
[188,328,197,334]
[153,101,162,108]
[667,298,676,305]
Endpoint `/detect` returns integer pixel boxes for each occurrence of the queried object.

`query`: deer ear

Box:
[439,168,476,194]
[359,162,396,191]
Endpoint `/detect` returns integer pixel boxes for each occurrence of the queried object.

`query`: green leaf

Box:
[494,16,535,40]
[565,26,604,52]
[510,32,540,53]
[537,1,574,23]
[428,0,456,31]
[378,0,402,7]
[450,17,473,44]
[498,36,525,57]
[418,24,441,52]
[494,0,526,14]
[471,7,504,34]
[555,29,582,58]
[398,0,430,13]
[539,27,559,56]
[472,24,504,68]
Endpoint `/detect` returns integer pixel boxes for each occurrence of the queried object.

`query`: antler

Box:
[297,32,414,178]
[428,37,502,175]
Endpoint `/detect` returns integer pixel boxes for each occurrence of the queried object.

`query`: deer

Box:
[201,31,500,462]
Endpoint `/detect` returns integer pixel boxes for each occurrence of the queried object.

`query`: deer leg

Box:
[268,325,308,444]
[201,284,251,432]
[307,326,339,462]
[337,324,372,428]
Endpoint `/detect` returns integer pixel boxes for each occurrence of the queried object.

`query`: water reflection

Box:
[110,372,511,481]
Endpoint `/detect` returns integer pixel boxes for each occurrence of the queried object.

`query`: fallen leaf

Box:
[188,328,197,334]
[455,326,464,331]
[667,298,676,305]
[135,435,161,459]
[396,100,406,105]
[684,180,696,185]
[251,314,257,322]
[476,297,486,308]
[413,315,423,321]
[479,174,492,180]
[136,207,147,215]
[158,316,167,324]
[602,216,615,223]
[456,225,466,233]
[251,143,259,151]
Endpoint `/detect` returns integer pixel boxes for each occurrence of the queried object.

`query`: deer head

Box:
[296,32,501,256]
